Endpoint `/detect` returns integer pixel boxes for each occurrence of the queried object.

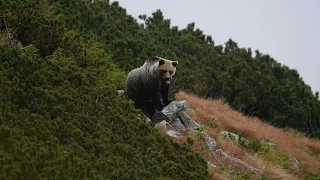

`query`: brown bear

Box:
[125,56,178,118]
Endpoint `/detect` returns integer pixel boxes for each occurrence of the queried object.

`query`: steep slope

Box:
[1,0,320,178]
[2,0,320,137]
[175,91,320,179]
[53,0,320,137]
[0,44,208,179]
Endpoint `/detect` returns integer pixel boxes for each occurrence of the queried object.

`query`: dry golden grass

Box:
[208,171,228,180]
[175,91,320,179]
[176,128,299,179]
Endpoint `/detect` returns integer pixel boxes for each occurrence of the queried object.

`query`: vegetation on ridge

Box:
[0,1,208,179]
[175,92,320,180]
[1,0,320,179]
[59,0,320,137]
[0,42,208,179]
[2,0,320,137]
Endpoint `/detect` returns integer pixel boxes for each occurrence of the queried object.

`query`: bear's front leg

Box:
[152,92,166,111]
[160,84,172,105]
[145,100,156,119]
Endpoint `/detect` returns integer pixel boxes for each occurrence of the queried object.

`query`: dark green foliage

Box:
[0,45,208,179]
[0,0,64,56]
[1,0,320,177]
[3,1,319,137]
[51,0,320,137]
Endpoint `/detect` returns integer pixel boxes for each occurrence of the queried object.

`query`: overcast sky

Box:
[112,0,320,93]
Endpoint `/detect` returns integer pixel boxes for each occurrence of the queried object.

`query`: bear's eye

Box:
[169,71,173,74]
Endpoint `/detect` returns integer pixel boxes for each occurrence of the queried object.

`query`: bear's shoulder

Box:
[146,56,161,63]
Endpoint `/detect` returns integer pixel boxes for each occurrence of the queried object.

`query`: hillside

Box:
[1,0,320,179]
[0,43,209,179]
[1,0,320,137]
[173,92,320,180]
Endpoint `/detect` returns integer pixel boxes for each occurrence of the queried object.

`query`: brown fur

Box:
[157,58,178,85]
[125,56,178,118]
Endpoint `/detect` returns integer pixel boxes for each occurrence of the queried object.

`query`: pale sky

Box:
[112,0,320,93]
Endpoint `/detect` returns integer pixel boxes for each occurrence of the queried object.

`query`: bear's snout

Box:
[165,77,171,85]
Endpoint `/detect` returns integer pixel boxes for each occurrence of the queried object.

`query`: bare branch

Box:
[3,17,18,49]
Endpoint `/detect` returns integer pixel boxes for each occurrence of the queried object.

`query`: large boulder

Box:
[151,100,260,174]
[152,100,199,134]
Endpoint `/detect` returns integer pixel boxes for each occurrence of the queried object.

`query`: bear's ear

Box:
[172,61,178,67]
[159,59,165,65]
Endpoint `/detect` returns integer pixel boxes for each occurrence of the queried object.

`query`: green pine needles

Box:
[0,44,208,179]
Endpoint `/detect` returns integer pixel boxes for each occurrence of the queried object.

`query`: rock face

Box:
[150,100,260,173]
[119,89,268,174]
[152,100,196,134]
[157,100,188,124]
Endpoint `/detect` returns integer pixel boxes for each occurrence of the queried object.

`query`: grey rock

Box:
[179,111,201,131]
[220,131,248,142]
[149,100,203,136]
[161,100,188,124]
[171,118,187,133]
[204,132,217,151]
[165,121,175,131]
[292,158,300,168]
[166,130,183,139]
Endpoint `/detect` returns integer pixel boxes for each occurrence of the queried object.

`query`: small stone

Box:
[204,132,217,151]
[292,158,300,168]
[165,121,175,131]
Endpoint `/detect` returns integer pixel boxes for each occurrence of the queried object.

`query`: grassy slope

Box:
[173,91,320,180]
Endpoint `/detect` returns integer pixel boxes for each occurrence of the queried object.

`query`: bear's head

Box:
[157,58,178,85]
